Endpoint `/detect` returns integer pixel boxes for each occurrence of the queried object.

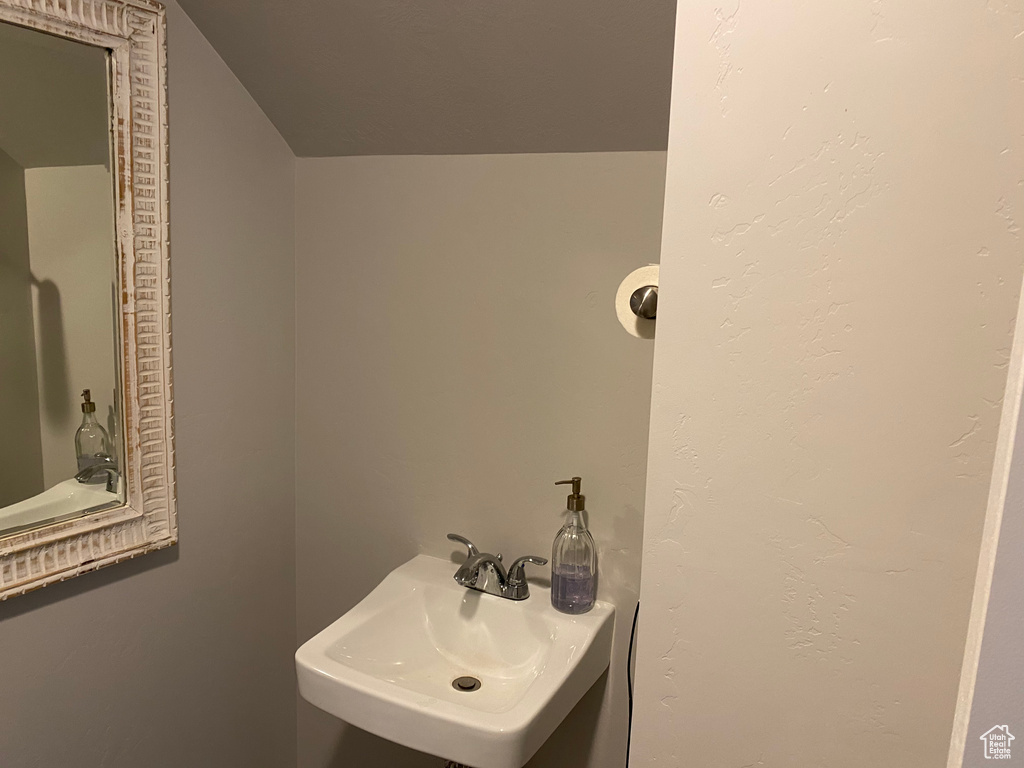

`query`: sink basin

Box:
[295,554,615,768]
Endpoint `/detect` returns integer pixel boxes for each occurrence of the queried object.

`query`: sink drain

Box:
[452,675,481,692]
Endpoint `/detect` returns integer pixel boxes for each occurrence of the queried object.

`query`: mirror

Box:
[0,20,124,535]
[0,0,175,599]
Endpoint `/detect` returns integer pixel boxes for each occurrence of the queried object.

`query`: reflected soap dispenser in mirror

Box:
[75,389,113,482]
[551,477,597,614]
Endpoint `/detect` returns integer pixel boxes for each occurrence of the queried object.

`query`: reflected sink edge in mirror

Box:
[295,554,615,768]
[0,477,121,536]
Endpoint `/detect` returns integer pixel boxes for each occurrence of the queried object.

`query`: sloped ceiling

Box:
[176,0,676,157]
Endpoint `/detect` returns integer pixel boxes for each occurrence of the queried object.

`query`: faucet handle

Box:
[505,555,548,600]
[507,555,548,584]
[447,533,480,558]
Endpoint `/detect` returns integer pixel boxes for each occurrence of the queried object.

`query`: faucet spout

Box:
[454,553,507,589]
[75,459,119,493]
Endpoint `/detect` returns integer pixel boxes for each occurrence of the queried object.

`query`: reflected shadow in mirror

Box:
[30,274,70,430]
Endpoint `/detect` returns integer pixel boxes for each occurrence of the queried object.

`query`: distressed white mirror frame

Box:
[0,0,174,599]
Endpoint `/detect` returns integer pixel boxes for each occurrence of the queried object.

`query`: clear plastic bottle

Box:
[551,477,597,614]
[75,389,112,482]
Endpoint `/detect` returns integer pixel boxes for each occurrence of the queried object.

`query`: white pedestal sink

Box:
[295,554,615,768]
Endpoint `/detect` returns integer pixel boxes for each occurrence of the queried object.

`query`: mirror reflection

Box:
[0,21,123,535]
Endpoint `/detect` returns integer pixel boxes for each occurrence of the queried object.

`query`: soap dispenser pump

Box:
[550,476,597,614]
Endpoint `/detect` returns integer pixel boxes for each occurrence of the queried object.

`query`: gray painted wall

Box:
[0,148,44,507]
[0,4,297,766]
[294,152,666,768]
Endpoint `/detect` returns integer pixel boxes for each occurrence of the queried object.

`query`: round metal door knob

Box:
[629,285,658,319]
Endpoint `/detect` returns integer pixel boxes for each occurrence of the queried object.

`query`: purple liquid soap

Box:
[551,565,595,614]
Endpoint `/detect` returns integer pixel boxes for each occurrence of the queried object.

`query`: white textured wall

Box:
[295,152,665,768]
[24,164,118,488]
[632,1,1024,766]
[0,3,297,766]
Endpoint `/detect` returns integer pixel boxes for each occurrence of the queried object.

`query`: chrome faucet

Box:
[447,533,547,601]
[75,459,119,493]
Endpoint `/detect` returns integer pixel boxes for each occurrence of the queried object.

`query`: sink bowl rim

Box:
[295,553,615,766]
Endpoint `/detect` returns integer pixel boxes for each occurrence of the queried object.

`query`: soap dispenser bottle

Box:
[75,389,112,481]
[551,476,597,614]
